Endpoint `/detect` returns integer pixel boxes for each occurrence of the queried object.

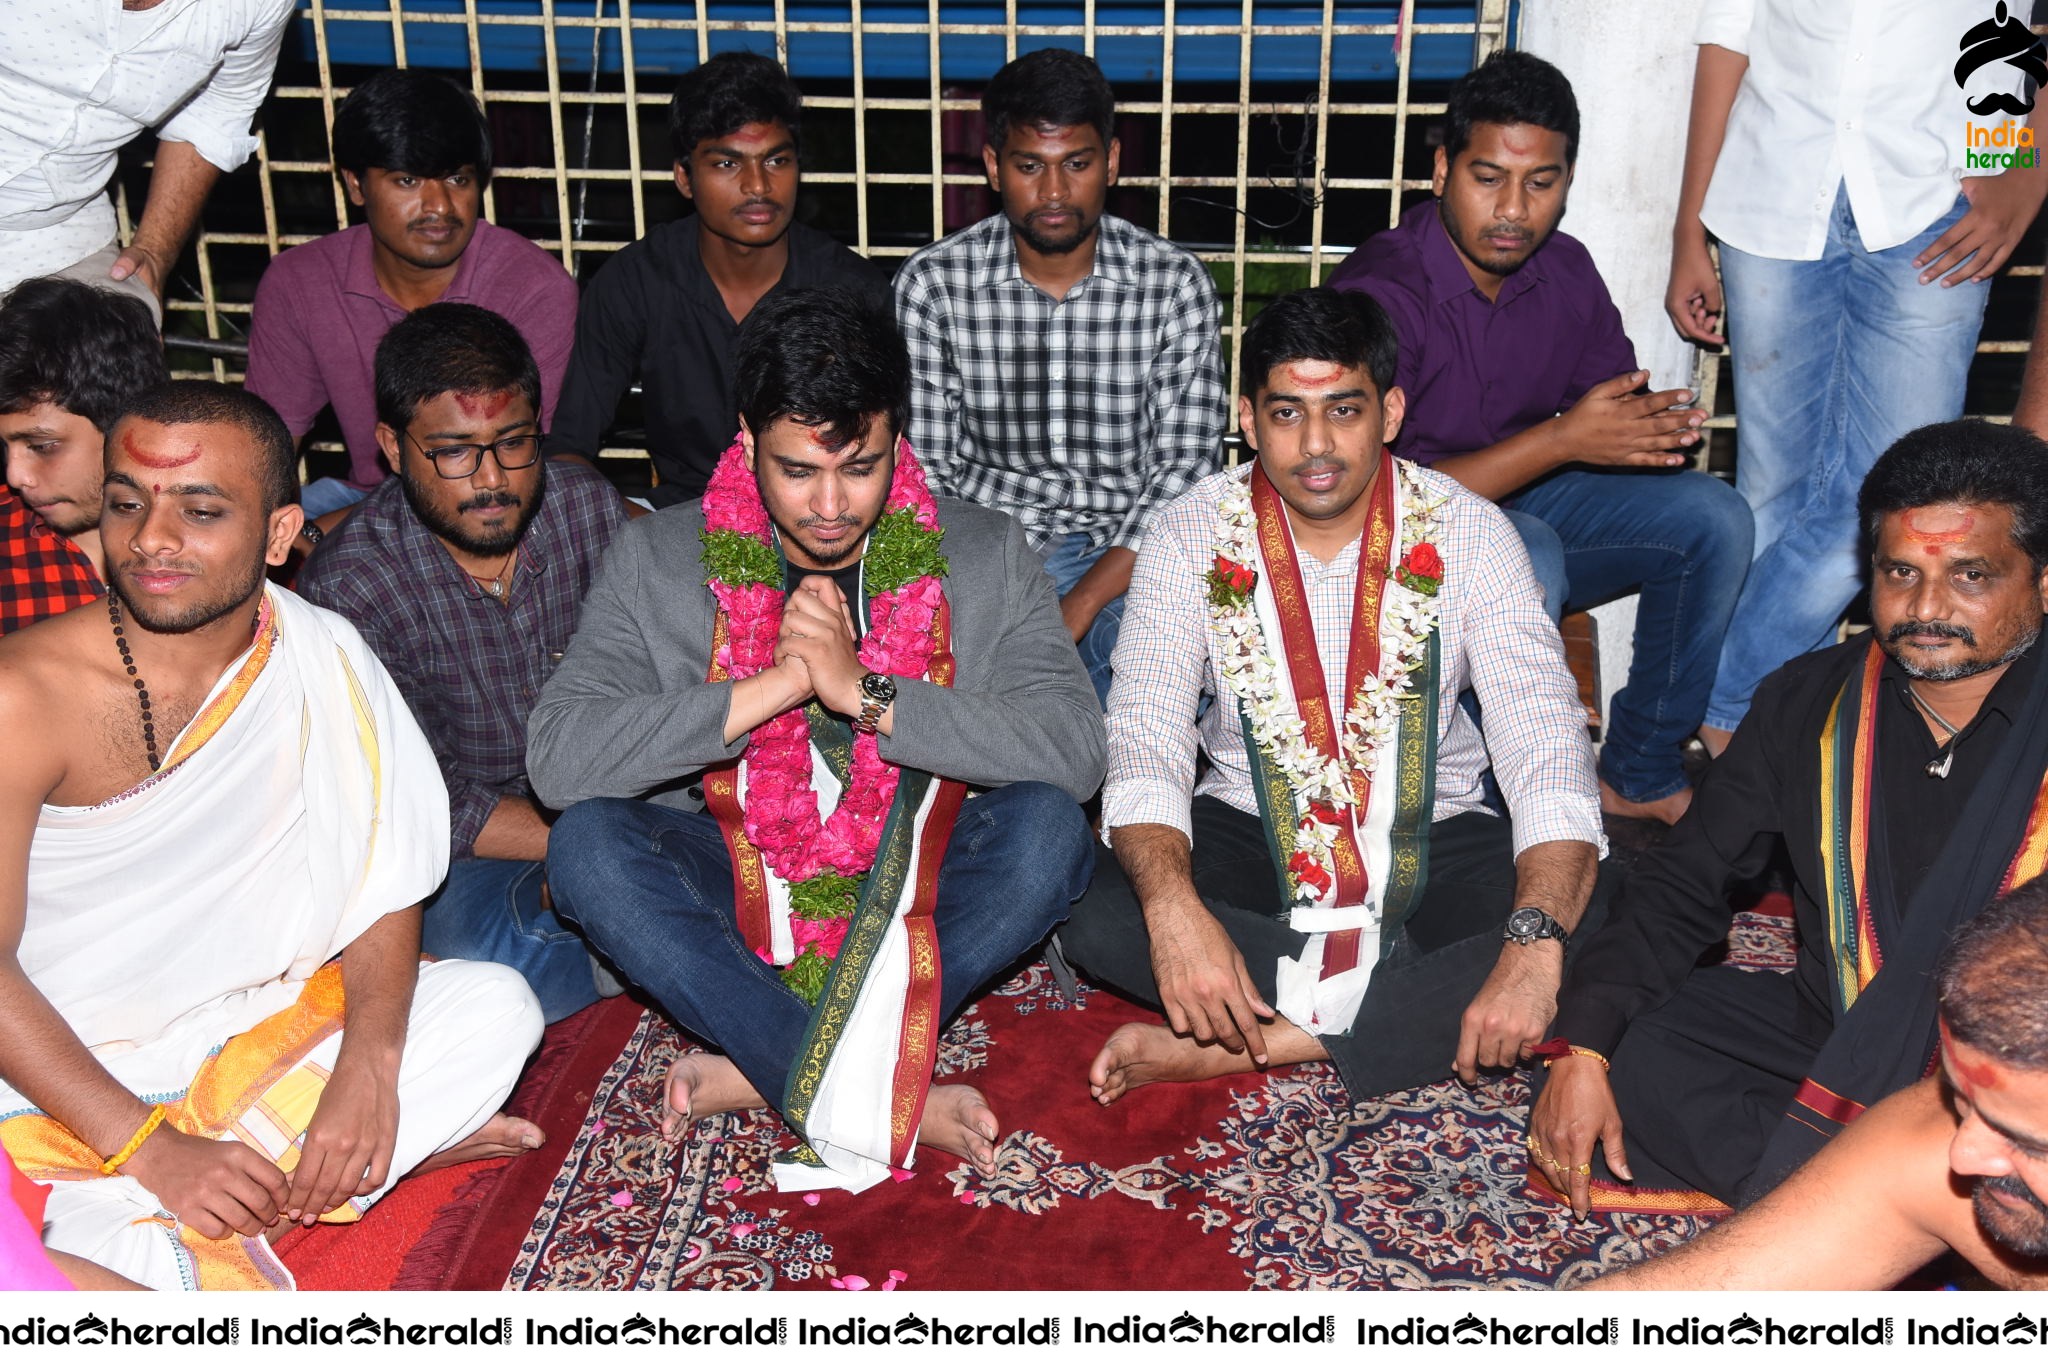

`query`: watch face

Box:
[861,672,897,703]
[1507,906,1544,939]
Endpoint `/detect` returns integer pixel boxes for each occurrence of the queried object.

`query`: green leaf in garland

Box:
[783,948,832,1005]
[700,526,781,588]
[862,507,948,596]
[788,872,861,920]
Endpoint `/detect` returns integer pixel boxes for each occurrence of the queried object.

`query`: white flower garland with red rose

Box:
[1208,460,1447,904]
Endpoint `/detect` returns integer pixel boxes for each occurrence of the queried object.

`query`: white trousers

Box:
[39,959,542,1290]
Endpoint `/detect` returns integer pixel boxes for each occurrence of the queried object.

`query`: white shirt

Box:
[0,0,294,281]
[1697,0,2030,258]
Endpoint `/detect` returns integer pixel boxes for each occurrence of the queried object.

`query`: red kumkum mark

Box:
[1285,361,1346,390]
[1942,1019,2004,1102]
[1903,507,1975,557]
[454,391,514,421]
[121,430,200,469]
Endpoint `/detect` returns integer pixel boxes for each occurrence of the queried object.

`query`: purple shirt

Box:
[246,221,579,491]
[1327,199,1637,467]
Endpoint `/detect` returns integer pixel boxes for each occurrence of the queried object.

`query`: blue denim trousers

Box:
[1703,190,1990,731]
[422,857,601,1024]
[544,781,1095,1104]
[1504,468,1754,801]
[1040,531,1124,707]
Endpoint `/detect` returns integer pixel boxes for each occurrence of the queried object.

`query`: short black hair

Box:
[1939,879,2048,1071]
[734,286,909,451]
[333,69,493,187]
[982,48,1115,152]
[109,382,299,512]
[1239,287,1399,401]
[669,51,803,164]
[1859,419,2048,572]
[0,278,167,431]
[374,302,542,435]
[1443,49,1580,167]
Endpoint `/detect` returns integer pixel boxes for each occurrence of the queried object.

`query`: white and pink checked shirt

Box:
[1102,463,1605,859]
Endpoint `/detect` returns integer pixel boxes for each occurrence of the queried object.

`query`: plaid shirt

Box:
[1103,464,1606,859]
[298,460,626,859]
[0,486,101,636]
[893,213,1227,553]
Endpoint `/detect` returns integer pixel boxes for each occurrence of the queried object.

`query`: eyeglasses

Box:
[404,427,544,479]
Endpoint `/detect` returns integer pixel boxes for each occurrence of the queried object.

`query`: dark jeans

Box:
[1063,797,1607,1099]
[545,781,1094,1103]
[422,857,600,1025]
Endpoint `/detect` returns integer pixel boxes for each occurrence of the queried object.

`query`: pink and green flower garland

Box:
[699,435,949,1003]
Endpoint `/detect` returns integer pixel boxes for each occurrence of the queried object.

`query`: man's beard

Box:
[1437,197,1546,277]
[28,493,99,538]
[779,514,869,567]
[1975,1174,2048,1258]
[112,556,268,635]
[401,466,542,557]
[1011,207,1095,257]
[1882,619,2041,682]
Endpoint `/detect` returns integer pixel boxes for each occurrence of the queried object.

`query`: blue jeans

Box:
[423,857,600,1024]
[300,476,369,519]
[1040,532,1124,707]
[1505,468,1753,802]
[544,781,1094,1103]
[1703,190,1990,731]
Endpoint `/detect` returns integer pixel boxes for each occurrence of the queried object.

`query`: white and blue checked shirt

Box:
[893,213,1228,553]
[1102,464,1607,858]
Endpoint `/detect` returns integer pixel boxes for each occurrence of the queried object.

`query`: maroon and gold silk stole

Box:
[1248,457,1397,978]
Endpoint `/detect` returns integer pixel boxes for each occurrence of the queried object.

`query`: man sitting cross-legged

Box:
[0,382,544,1291]
[531,288,1103,1192]
[300,303,628,1024]
[1061,287,1607,1106]
[1590,880,2048,1291]
[1530,420,2048,1217]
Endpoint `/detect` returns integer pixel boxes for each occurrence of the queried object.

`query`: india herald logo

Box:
[1958,2,2047,116]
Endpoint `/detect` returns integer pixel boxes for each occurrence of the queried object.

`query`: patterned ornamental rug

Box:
[494,891,1796,1292]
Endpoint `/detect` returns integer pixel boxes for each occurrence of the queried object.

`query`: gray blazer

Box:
[526,497,1107,811]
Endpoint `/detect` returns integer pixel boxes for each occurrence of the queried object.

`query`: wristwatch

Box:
[852,671,897,734]
[1503,905,1569,949]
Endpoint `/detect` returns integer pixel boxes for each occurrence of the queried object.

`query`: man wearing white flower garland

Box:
[1064,287,1607,1104]
[531,288,1103,1193]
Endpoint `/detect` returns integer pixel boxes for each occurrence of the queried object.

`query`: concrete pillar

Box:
[1517,1,1709,732]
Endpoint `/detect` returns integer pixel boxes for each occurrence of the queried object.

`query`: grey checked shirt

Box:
[893,213,1228,553]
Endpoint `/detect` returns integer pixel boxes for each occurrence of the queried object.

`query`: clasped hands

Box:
[771,575,868,717]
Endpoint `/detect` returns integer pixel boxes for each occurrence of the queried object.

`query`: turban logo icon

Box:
[1958,1,2048,117]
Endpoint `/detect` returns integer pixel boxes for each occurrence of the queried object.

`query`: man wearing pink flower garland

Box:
[530,288,1103,1192]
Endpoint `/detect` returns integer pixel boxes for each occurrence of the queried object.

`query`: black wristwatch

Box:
[852,671,897,734]
[1503,905,1569,949]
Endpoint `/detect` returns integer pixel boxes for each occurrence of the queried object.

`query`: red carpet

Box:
[281,894,1796,1290]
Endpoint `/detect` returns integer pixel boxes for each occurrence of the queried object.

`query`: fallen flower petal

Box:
[720,1176,744,1193]
[802,1192,822,1206]
[609,1191,633,1208]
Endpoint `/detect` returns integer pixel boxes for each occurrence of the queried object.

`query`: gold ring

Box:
[1575,1163,1592,1177]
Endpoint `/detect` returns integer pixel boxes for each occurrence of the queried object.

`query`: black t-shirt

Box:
[782,557,866,643]
[543,218,891,506]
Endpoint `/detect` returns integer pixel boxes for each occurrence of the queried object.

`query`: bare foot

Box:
[663,1052,766,1140]
[1599,778,1693,826]
[416,1112,546,1173]
[917,1083,1001,1175]
[1088,1021,1259,1104]
[1697,724,1733,759]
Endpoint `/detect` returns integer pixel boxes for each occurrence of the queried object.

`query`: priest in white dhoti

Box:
[1062,287,1609,1107]
[530,291,1102,1194]
[0,382,542,1291]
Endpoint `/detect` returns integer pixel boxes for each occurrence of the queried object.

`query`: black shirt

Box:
[1553,637,2041,1057]
[781,556,866,643]
[544,218,890,506]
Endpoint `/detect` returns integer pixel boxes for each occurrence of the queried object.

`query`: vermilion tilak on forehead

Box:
[1285,362,1346,389]
[121,430,200,469]
[1892,508,1974,557]
[454,391,514,421]
[1942,1019,2005,1100]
